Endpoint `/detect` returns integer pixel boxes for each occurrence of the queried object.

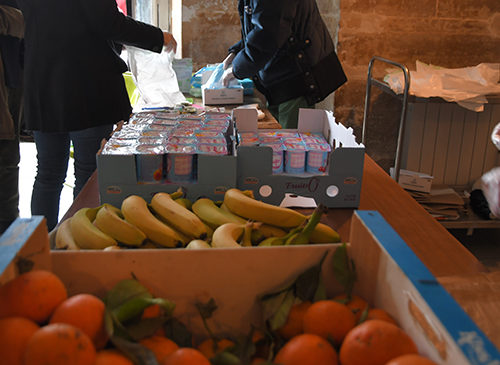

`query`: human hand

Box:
[222,53,236,70]
[222,66,237,87]
[163,32,177,53]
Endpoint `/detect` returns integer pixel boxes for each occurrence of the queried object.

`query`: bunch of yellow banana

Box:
[55,191,201,250]
[55,187,341,250]
[186,188,340,248]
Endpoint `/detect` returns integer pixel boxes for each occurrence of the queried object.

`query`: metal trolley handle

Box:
[361,56,411,182]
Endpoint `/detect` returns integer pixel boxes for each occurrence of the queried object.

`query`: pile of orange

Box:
[0,269,440,365]
[272,294,439,365]
[0,269,209,365]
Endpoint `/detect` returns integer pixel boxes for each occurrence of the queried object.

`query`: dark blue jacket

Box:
[229,0,347,106]
[17,0,164,132]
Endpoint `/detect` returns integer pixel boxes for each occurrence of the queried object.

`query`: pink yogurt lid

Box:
[197,143,228,155]
[165,143,197,154]
[284,142,307,152]
[306,142,332,152]
[134,144,165,154]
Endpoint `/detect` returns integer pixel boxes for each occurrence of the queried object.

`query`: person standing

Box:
[17,0,177,231]
[0,0,23,234]
[222,0,347,129]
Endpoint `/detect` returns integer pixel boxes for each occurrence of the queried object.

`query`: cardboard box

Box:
[391,168,434,193]
[234,108,365,208]
[97,122,238,207]
[202,86,244,105]
[1,212,499,364]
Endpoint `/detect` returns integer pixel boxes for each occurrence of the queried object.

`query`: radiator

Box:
[401,97,500,188]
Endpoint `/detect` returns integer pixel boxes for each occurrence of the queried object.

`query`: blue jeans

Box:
[31,124,113,231]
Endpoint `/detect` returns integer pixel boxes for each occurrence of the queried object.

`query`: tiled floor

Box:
[19,142,74,222]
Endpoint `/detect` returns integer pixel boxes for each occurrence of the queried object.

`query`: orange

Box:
[333,293,369,322]
[162,347,211,365]
[366,308,398,326]
[339,319,418,365]
[197,337,235,359]
[386,354,439,365]
[273,333,338,365]
[302,300,356,345]
[139,335,179,363]
[141,303,167,336]
[277,301,312,339]
[0,269,67,324]
[50,293,108,349]
[95,349,134,365]
[23,322,96,365]
[0,316,39,365]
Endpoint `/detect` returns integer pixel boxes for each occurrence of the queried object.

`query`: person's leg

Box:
[0,87,21,233]
[269,96,313,129]
[31,131,70,231]
[70,124,113,199]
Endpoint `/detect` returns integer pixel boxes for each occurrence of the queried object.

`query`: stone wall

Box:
[180,0,500,170]
[181,0,341,110]
[337,0,500,170]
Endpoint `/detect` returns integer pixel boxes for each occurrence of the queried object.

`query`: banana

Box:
[285,204,327,245]
[223,188,306,228]
[211,223,246,248]
[211,222,261,248]
[174,198,193,210]
[258,226,302,247]
[150,192,208,239]
[93,204,147,247]
[310,222,341,243]
[186,239,211,249]
[55,218,80,250]
[192,198,247,229]
[121,195,184,248]
[70,206,118,249]
[254,223,287,239]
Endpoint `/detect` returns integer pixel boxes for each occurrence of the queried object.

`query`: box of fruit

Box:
[1,210,499,364]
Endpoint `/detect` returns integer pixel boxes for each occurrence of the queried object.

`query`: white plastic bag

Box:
[203,63,240,89]
[492,122,500,151]
[126,46,186,109]
[384,61,500,112]
[481,167,500,218]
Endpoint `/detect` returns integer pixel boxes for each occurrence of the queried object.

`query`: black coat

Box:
[17,0,164,132]
[229,0,347,106]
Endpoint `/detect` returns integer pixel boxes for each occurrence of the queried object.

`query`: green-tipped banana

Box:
[151,192,208,239]
[285,204,328,245]
[70,206,117,249]
[310,222,341,243]
[241,221,260,247]
[121,195,184,248]
[174,197,192,210]
[192,198,247,229]
[186,239,211,249]
[55,218,80,250]
[94,204,147,247]
[258,226,302,246]
[223,188,306,228]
